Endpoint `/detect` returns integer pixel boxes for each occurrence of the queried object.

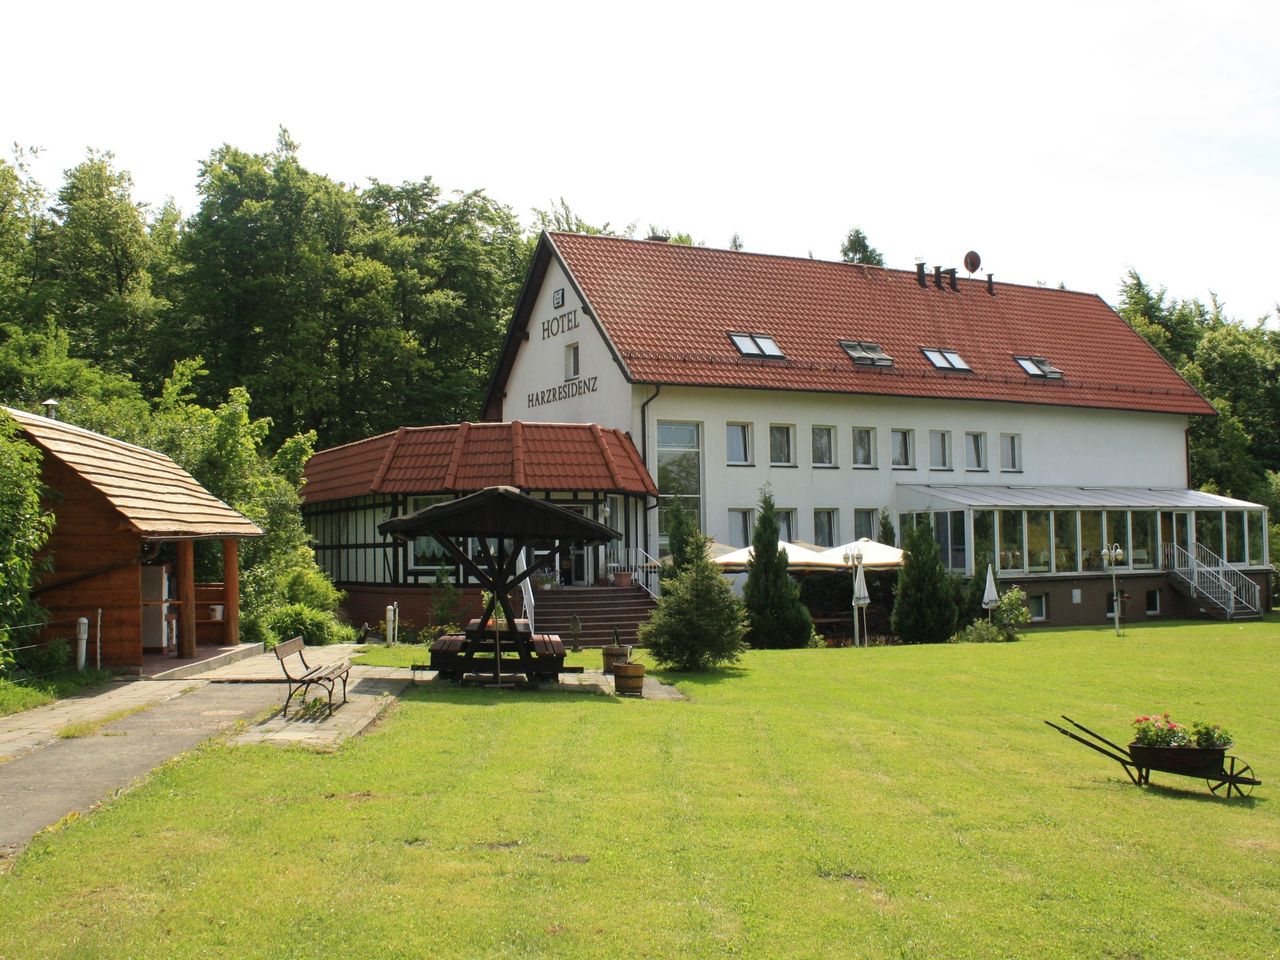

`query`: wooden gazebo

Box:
[6,407,262,669]
[378,486,620,684]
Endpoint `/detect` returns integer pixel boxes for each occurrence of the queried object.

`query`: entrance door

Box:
[1160,511,1193,565]
[561,507,591,585]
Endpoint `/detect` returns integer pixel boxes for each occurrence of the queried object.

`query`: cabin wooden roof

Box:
[302,421,658,504]
[4,407,263,539]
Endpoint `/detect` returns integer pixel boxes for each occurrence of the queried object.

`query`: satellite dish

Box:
[963,250,982,275]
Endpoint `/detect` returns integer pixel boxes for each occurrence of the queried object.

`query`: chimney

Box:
[645,234,670,243]
[945,268,958,291]
[916,262,927,287]
[933,266,943,289]
[986,273,995,296]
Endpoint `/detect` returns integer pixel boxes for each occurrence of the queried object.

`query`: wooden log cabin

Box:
[5,407,263,671]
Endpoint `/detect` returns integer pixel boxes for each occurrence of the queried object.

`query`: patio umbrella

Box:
[852,561,871,647]
[711,540,837,571]
[815,538,904,570]
[982,563,1000,620]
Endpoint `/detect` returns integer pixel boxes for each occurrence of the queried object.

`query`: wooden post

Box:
[223,538,240,646]
[176,539,197,658]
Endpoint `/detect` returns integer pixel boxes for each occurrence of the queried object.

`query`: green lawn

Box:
[2,620,1277,958]
[0,669,116,718]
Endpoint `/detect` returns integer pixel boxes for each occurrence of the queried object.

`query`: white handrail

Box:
[605,544,661,598]
[1162,542,1259,618]
[1191,542,1261,614]
[515,550,535,634]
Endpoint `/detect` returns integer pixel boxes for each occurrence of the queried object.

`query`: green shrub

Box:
[281,566,344,611]
[950,620,1007,644]
[744,488,813,649]
[640,534,747,671]
[15,637,70,676]
[265,603,354,646]
[950,586,1030,643]
[892,522,957,644]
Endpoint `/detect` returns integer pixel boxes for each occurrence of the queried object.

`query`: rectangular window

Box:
[949,511,967,570]
[1196,510,1224,557]
[777,509,796,543]
[851,427,876,467]
[1247,511,1266,566]
[1080,511,1103,571]
[1026,510,1050,573]
[811,425,835,466]
[1000,433,1021,471]
[1225,512,1246,564]
[657,421,702,555]
[1027,593,1048,622]
[922,348,971,371]
[1053,510,1078,572]
[770,424,795,465]
[408,495,452,570]
[841,341,893,366]
[726,422,752,465]
[929,430,951,469]
[853,508,877,541]
[813,509,837,548]
[730,333,785,358]
[1131,511,1157,570]
[965,432,987,470]
[999,510,1024,571]
[931,512,950,566]
[728,508,754,548]
[1105,511,1130,567]
[564,342,580,380]
[1146,589,1161,616]
[891,429,914,468]
[973,510,996,574]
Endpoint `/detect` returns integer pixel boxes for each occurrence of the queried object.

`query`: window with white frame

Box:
[564,342,580,380]
[851,427,876,467]
[1027,593,1048,622]
[728,508,754,548]
[726,422,752,465]
[921,348,972,371]
[1000,433,1022,471]
[730,332,785,358]
[1146,589,1161,616]
[813,508,837,548]
[657,421,702,555]
[408,495,452,569]
[777,508,797,543]
[966,431,987,470]
[853,508,877,541]
[770,424,795,465]
[811,425,835,467]
[891,428,914,468]
[929,430,951,469]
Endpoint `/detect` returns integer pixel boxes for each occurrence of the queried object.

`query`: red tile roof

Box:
[524,233,1213,417]
[5,407,263,539]
[302,421,657,505]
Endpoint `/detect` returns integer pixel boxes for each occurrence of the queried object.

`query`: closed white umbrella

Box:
[982,563,1000,619]
[852,561,871,647]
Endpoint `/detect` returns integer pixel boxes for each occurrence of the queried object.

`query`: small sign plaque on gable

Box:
[552,288,565,309]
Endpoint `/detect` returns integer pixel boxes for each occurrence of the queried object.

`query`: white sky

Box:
[8,1,1279,320]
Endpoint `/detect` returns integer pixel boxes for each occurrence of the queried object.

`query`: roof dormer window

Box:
[922,348,971,371]
[1015,356,1063,379]
[730,333,785,358]
[841,340,894,367]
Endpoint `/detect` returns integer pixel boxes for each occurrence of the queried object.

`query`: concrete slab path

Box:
[0,682,281,861]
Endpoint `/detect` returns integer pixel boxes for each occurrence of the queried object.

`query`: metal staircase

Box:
[1162,543,1262,620]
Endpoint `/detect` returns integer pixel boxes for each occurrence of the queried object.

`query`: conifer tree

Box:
[640,532,747,671]
[661,496,699,581]
[891,521,957,643]
[743,488,814,648]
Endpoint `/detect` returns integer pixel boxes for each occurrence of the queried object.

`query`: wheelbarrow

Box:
[1044,715,1261,798]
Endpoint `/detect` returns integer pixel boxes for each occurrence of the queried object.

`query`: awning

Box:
[896,484,1266,512]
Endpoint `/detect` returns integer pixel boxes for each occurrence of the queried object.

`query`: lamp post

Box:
[1102,543,1125,636]
[843,545,865,647]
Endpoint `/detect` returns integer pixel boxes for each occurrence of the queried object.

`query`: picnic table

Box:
[429,622,577,685]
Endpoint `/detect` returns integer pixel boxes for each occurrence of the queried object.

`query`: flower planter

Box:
[613,661,645,697]
[613,570,633,588]
[601,644,630,675]
[1128,743,1226,778]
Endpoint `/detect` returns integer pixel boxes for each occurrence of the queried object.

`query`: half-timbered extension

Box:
[7,407,262,670]
[301,421,658,629]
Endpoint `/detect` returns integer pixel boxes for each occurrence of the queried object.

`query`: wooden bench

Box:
[274,636,350,717]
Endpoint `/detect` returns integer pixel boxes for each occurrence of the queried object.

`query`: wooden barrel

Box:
[613,661,645,697]
[601,644,630,675]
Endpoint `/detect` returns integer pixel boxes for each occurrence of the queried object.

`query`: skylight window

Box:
[730,333,785,358]
[841,341,894,367]
[1015,356,1063,379]
[922,348,971,371]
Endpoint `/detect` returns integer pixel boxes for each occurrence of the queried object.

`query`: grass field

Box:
[1,619,1277,958]
[0,669,115,718]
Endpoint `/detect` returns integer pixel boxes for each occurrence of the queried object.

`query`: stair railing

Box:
[605,544,662,599]
[1191,542,1261,615]
[1162,543,1253,618]
[516,550,535,634]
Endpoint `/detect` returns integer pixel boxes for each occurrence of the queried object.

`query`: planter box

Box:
[1128,743,1226,778]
